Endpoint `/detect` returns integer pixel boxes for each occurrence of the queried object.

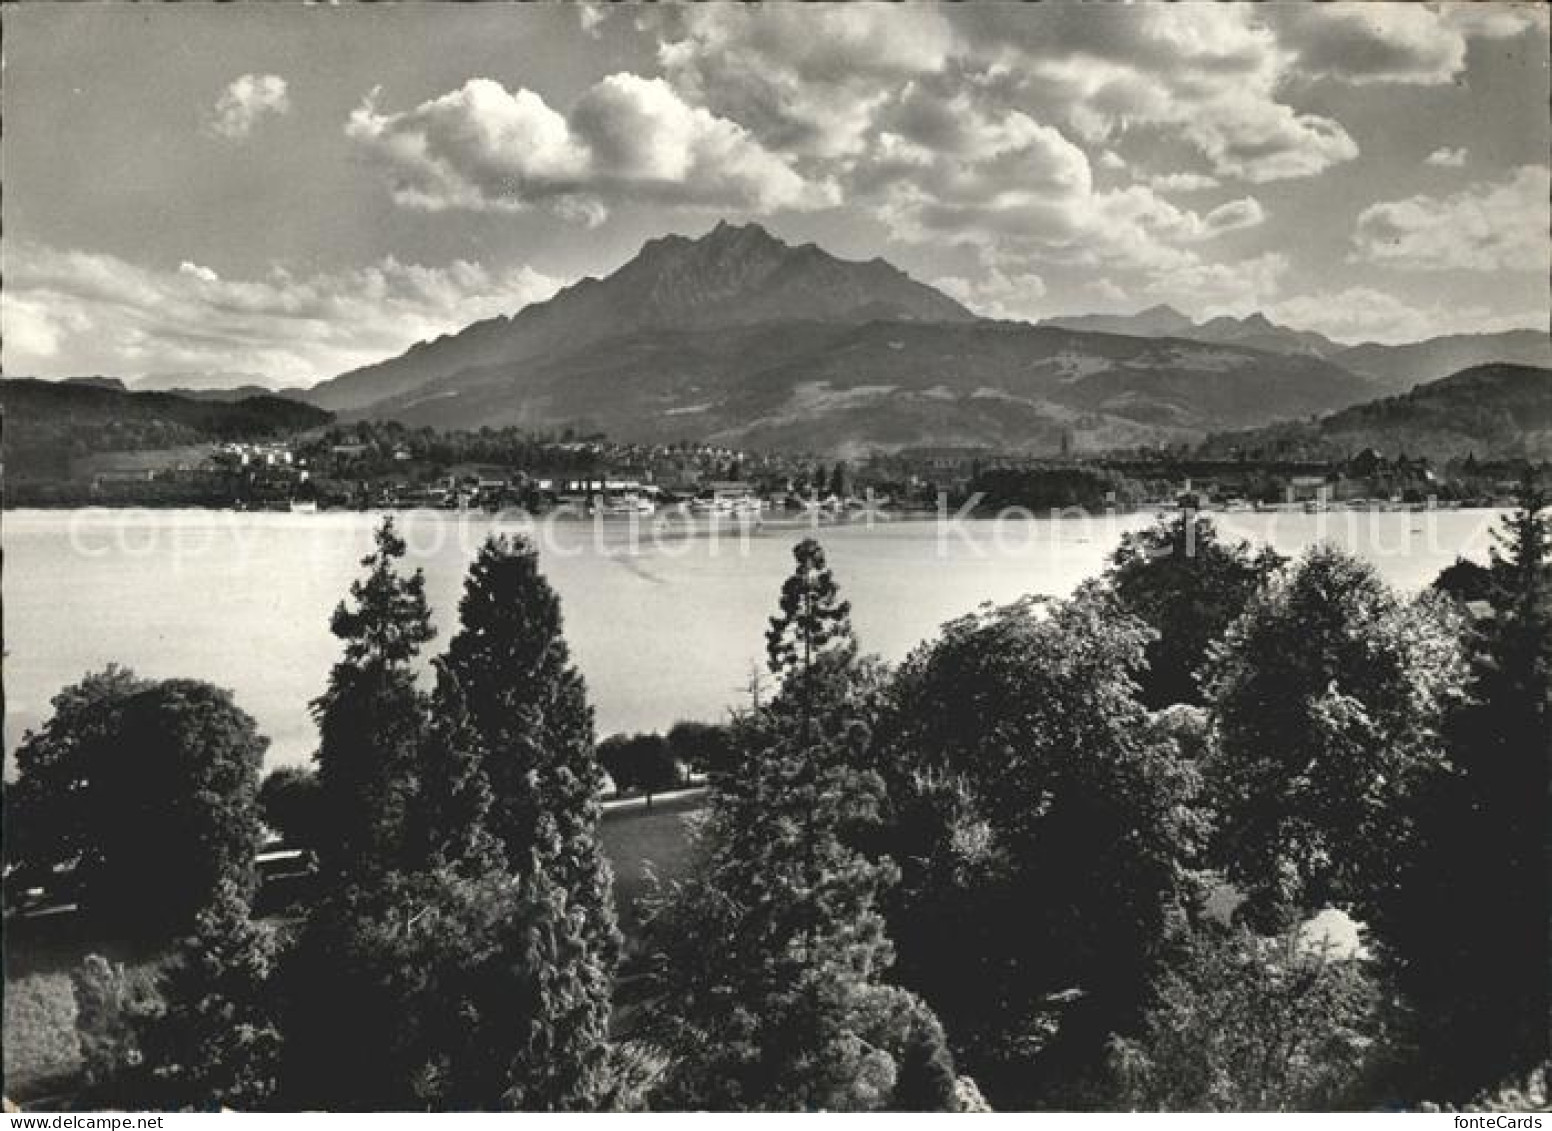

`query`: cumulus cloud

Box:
[1265,286,1547,345]
[1177,97,1358,184]
[656,2,1349,187]
[1276,2,1547,85]
[658,3,957,158]
[948,4,1359,184]
[1277,5,1465,85]
[1150,252,1290,312]
[346,75,835,223]
[208,73,290,139]
[1352,165,1551,272]
[933,267,1047,321]
[0,243,563,384]
[1147,172,1221,193]
[1424,146,1468,168]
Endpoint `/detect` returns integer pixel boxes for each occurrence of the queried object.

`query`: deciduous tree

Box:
[874,593,1209,1106]
[1107,927,1392,1111]
[1202,545,1467,931]
[1100,511,1283,708]
[7,672,268,942]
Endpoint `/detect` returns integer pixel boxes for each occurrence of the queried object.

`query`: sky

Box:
[2,1,1548,387]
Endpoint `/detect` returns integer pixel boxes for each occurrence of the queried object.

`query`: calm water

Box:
[3,506,1505,769]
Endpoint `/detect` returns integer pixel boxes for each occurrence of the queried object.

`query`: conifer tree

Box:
[410,660,499,874]
[135,881,284,1110]
[765,538,858,726]
[1382,474,1551,1098]
[644,543,963,1111]
[441,534,619,1109]
[645,719,960,1110]
[285,530,617,1111]
[311,518,434,881]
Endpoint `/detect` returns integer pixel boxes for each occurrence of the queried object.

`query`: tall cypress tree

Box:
[410,660,499,874]
[441,534,619,1109]
[643,541,963,1111]
[310,518,434,881]
[284,528,618,1110]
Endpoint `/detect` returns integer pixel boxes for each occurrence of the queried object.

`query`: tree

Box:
[828,461,849,499]
[873,593,1209,1107]
[642,548,964,1111]
[6,666,151,907]
[440,533,619,1109]
[134,881,284,1110]
[72,954,160,1101]
[764,538,858,726]
[1202,545,1468,931]
[283,533,618,1111]
[890,1011,962,1112]
[1431,556,1493,605]
[282,860,618,1110]
[1100,511,1283,708]
[597,732,680,799]
[257,766,324,851]
[1107,927,1393,1111]
[311,518,435,883]
[8,674,268,942]
[1380,477,1551,1100]
[408,660,500,874]
[665,719,735,779]
[643,718,962,1111]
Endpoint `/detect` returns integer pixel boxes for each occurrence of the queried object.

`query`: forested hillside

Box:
[1,379,330,479]
[1199,363,1552,461]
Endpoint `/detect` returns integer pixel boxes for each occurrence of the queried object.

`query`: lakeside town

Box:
[15,423,1545,516]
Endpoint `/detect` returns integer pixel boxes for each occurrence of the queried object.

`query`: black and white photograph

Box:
[2,0,1549,1115]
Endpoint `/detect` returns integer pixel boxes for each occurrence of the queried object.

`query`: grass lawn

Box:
[599,792,704,943]
[3,912,165,1104]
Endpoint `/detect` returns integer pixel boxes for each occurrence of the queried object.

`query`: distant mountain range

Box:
[132,370,285,394]
[296,221,1475,455]
[1040,305,1552,395]
[1332,330,1552,393]
[1042,304,1345,360]
[37,374,300,403]
[1200,363,1552,461]
[19,222,1549,458]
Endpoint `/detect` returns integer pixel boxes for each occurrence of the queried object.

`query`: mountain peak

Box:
[702,218,780,246]
[304,222,977,413]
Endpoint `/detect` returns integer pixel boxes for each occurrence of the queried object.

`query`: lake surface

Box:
[3,506,1506,769]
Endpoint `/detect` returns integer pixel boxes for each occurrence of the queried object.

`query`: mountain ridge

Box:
[1042,305,1345,358]
[1198,362,1552,461]
[265,221,1547,455]
[304,220,975,414]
